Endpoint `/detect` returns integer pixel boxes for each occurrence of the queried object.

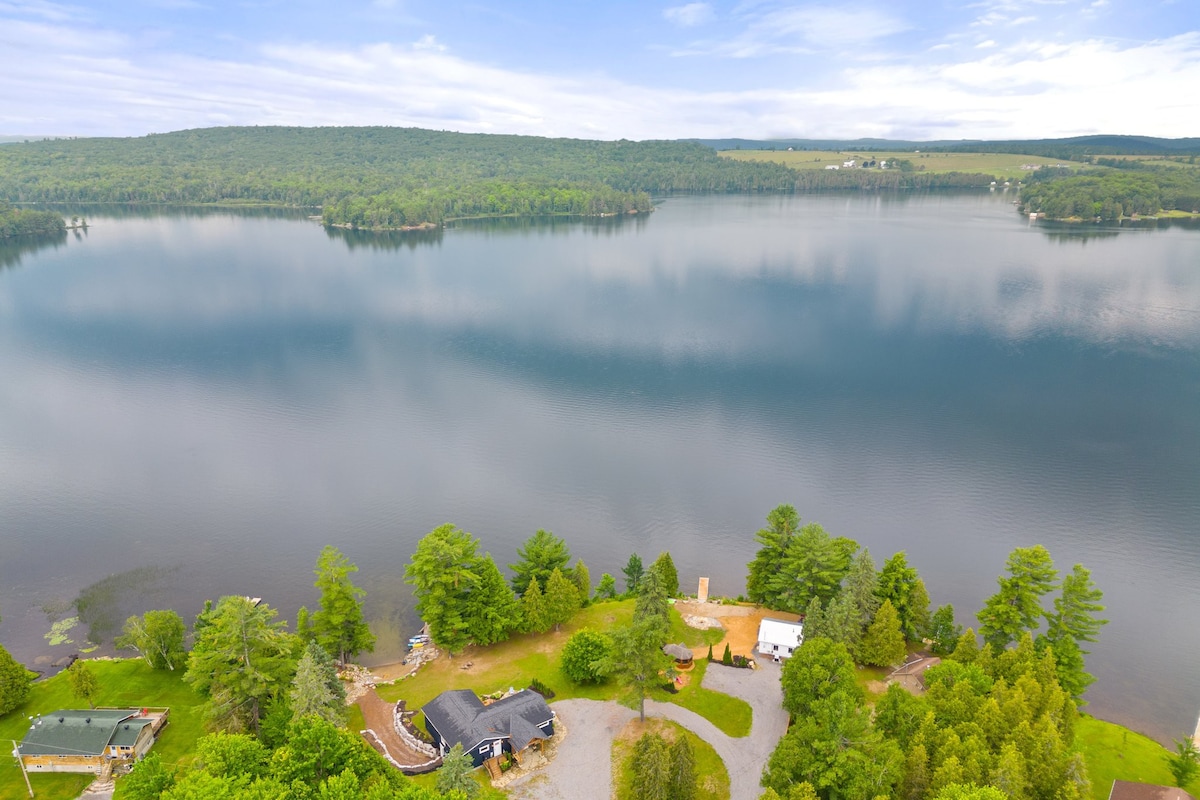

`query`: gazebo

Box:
[663,643,694,670]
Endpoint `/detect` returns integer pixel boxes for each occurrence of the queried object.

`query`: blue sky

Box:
[1,0,1196,140]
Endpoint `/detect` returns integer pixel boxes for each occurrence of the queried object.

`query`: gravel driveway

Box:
[505,660,787,800]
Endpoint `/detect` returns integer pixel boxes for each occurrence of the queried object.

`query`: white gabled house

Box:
[756,618,804,661]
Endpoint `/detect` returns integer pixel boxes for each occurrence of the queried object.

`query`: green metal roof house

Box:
[16,708,169,774]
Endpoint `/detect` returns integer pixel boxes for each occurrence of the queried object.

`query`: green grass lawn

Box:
[1076,716,1200,800]
[721,149,1077,180]
[377,600,751,737]
[0,659,205,800]
[613,718,730,800]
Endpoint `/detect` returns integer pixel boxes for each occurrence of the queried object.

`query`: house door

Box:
[492,740,503,759]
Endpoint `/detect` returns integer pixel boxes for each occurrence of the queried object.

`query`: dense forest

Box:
[1019,164,1200,220]
[694,135,1200,159]
[0,200,65,237]
[0,126,999,229]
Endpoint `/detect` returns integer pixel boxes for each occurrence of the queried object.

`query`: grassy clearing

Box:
[1076,716,1200,800]
[721,149,1076,180]
[0,659,205,800]
[376,600,750,736]
[612,717,730,800]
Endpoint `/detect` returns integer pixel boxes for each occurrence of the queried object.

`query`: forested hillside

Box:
[0,127,806,227]
[1020,164,1200,220]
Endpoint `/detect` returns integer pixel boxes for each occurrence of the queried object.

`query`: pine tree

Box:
[908,578,932,641]
[311,546,376,663]
[669,734,697,800]
[544,567,581,631]
[571,558,592,604]
[636,569,671,637]
[436,743,479,798]
[844,548,881,632]
[860,599,906,667]
[405,523,484,654]
[747,504,801,604]
[650,552,679,597]
[463,555,521,645]
[802,596,826,641]
[521,577,549,633]
[631,732,672,800]
[977,545,1058,650]
[509,529,571,597]
[290,640,346,725]
[722,643,732,666]
[929,604,962,656]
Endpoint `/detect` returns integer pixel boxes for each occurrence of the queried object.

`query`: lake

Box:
[1,193,1198,743]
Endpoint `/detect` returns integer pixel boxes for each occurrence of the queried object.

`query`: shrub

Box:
[721,644,733,666]
[560,629,612,685]
[528,677,556,699]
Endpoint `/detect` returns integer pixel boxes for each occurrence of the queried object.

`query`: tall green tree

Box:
[116,609,187,670]
[877,552,926,639]
[404,523,483,653]
[747,504,802,604]
[509,529,571,597]
[543,567,581,631]
[843,549,881,633]
[593,617,674,722]
[977,546,1058,650]
[67,659,100,708]
[908,578,932,641]
[623,553,645,594]
[635,569,671,637]
[0,642,32,714]
[462,555,521,646]
[311,546,376,663]
[929,605,963,656]
[185,596,297,733]
[571,558,592,604]
[520,577,549,634]
[650,552,680,597]
[859,599,907,667]
[631,732,672,800]
[767,523,856,613]
[1044,564,1107,697]
[596,572,618,600]
[669,734,697,800]
[780,637,862,719]
[436,743,479,798]
[290,640,346,725]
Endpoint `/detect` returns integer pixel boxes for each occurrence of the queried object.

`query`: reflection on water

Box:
[0,194,1198,743]
[0,230,68,270]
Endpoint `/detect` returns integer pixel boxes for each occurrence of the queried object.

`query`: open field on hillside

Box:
[721,149,1075,179]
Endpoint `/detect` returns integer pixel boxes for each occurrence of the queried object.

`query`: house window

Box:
[773,645,778,651]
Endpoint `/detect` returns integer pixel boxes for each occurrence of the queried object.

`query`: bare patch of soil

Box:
[676,601,801,661]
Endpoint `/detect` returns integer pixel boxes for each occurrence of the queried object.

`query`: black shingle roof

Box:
[422,689,553,752]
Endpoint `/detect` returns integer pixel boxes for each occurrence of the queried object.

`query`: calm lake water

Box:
[1,194,1198,743]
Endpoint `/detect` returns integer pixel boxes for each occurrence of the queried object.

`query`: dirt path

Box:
[355,688,433,767]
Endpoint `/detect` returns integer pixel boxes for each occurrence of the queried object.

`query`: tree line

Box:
[1020,164,1200,220]
[0,200,65,238]
[748,504,1114,800]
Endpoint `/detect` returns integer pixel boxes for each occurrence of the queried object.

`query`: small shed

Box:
[422,689,554,768]
[663,643,694,669]
[756,618,804,661]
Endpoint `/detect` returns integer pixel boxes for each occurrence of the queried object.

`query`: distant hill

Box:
[689,135,1200,157]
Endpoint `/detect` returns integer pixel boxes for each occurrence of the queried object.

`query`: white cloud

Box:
[673,3,910,58]
[413,34,446,51]
[664,2,715,27]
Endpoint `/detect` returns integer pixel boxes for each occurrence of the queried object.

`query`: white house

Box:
[756,618,804,661]
[842,159,856,168]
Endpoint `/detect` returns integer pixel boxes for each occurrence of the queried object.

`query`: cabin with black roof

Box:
[422,689,554,768]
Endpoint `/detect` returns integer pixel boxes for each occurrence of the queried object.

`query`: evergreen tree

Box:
[405,523,484,653]
[290,640,346,725]
[0,642,32,715]
[67,659,100,708]
[593,617,674,722]
[929,604,963,656]
[596,572,618,600]
[631,732,671,800]
[544,567,581,631]
[436,743,479,798]
[722,643,733,665]
[877,552,925,639]
[509,529,571,597]
[844,548,881,633]
[623,553,645,595]
[571,558,592,604]
[747,504,801,604]
[462,555,521,645]
[521,577,549,634]
[860,599,907,667]
[908,578,932,641]
[1043,564,1107,697]
[669,734,697,800]
[950,629,980,663]
[635,569,671,637]
[802,596,826,641]
[977,546,1058,650]
[767,523,856,613]
[822,593,861,656]
[185,596,297,734]
[310,546,376,663]
[650,552,680,597]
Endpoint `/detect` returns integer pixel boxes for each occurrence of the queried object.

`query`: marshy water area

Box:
[1,193,1198,743]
